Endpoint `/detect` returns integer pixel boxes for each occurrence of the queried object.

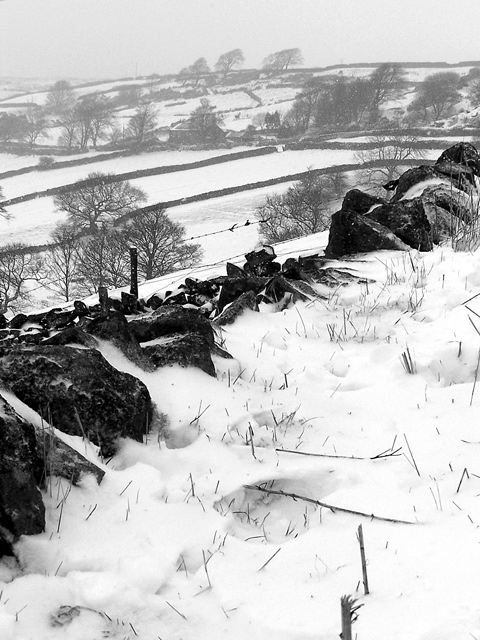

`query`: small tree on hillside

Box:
[367,63,406,119]
[74,94,114,148]
[0,244,41,313]
[354,134,426,194]
[189,57,211,86]
[75,226,129,294]
[119,207,203,280]
[45,80,76,115]
[40,223,81,302]
[190,98,221,143]
[24,104,48,147]
[255,171,334,243]
[54,173,147,233]
[409,72,461,122]
[215,49,245,78]
[262,48,303,73]
[127,102,157,145]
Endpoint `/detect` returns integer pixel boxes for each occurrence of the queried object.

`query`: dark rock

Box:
[0,315,6,330]
[121,291,139,315]
[341,189,386,214]
[9,314,28,330]
[436,142,480,177]
[254,261,281,277]
[0,395,45,556]
[420,185,472,243]
[146,295,163,310]
[73,300,89,317]
[129,305,215,347]
[217,276,267,313]
[324,209,410,258]
[42,326,97,348]
[366,198,433,251]
[163,291,188,305]
[41,309,75,331]
[390,165,440,203]
[226,262,247,278]
[0,345,152,457]
[215,291,259,326]
[79,311,150,370]
[244,246,276,272]
[435,161,477,192]
[142,333,216,377]
[383,179,400,192]
[281,258,303,281]
[260,275,320,305]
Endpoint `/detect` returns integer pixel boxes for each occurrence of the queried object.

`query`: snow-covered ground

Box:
[2,239,480,640]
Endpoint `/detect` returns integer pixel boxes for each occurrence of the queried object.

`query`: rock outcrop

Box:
[325,142,480,258]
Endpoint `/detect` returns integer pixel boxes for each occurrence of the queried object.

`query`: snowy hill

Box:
[2,237,480,640]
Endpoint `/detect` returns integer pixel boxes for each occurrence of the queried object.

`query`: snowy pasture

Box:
[2,240,480,639]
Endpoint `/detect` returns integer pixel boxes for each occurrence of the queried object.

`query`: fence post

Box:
[129,246,138,298]
[98,286,109,313]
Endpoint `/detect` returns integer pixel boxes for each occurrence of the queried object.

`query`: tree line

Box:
[0,174,203,312]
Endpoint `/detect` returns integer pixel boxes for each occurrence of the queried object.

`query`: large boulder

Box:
[142,333,216,377]
[366,199,433,251]
[0,395,45,556]
[341,189,386,214]
[324,209,409,258]
[0,345,152,457]
[129,306,215,346]
[436,142,480,177]
[78,310,152,370]
[390,165,441,202]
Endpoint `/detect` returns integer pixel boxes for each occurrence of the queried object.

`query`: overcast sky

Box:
[1,0,480,80]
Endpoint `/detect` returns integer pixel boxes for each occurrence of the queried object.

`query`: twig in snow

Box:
[257,547,282,572]
[245,484,415,524]
[357,524,369,595]
[470,348,480,406]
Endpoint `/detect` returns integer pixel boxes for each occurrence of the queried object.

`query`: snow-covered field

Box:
[3,239,480,640]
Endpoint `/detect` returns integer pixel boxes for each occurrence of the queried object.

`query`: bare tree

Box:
[119,207,203,280]
[45,80,76,115]
[57,109,80,150]
[127,102,157,145]
[354,135,427,194]
[409,72,461,122]
[40,223,81,302]
[0,113,27,144]
[75,226,129,294]
[0,244,41,313]
[262,48,303,72]
[54,173,147,233]
[215,49,245,77]
[255,171,334,243]
[189,57,211,85]
[190,98,222,143]
[368,63,406,118]
[74,94,114,149]
[24,104,48,147]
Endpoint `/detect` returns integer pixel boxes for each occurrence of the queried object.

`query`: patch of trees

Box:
[1,175,203,309]
[255,170,345,243]
[408,72,461,123]
[262,48,304,73]
[280,63,407,135]
[214,49,245,77]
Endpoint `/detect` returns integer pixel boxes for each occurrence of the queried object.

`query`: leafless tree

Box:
[262,48,303,72]
[354,134,427,194]
[75,226,129,294]
[189,57,211,85]
[255,171,334,243]
[40,223,82,302]
[45,80,76,115]
[57,109,80,149]
[119,207,203,280]
[0,244,41,313]
[409,72,461,122]
[190,98,221,143]
[75,94,114,148]
[368,63,406,117]
[54,173,147,233]
[127,102,157,145]
[214,49,245,77]
[24,104,48,147]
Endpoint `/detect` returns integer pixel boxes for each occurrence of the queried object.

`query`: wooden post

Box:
[129,246,138,298]
[357,524,370,595]
[340,596,353,640]
[98,286,109,313]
